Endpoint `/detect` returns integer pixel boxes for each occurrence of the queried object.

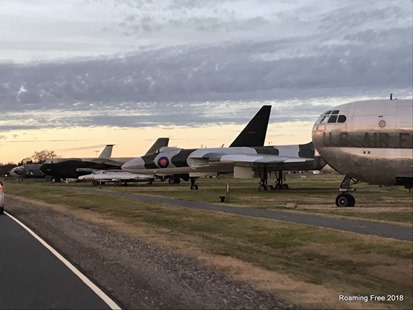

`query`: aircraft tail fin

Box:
[98,144,114,159]
[230,105,271,147]
[145,138,169,155]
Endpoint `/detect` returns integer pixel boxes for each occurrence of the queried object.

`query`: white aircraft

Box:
[78,170,154,186]
[312,96,413,207]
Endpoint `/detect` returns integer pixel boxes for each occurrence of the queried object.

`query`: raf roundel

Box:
[157,156,170,168]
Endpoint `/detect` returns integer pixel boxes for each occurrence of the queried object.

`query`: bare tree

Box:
[18,157,33,165]
[31,150,59,164]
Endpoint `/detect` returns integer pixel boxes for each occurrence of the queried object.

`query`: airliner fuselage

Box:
[312,99,412,189]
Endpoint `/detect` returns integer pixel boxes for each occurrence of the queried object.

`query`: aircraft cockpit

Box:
[316,110,347,124]
[157,146,181,153]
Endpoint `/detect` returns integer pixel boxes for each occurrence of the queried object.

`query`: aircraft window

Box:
[316,111,332,124]
[331,110,339,114]
[338,115,347,123]
[328,115,338,123]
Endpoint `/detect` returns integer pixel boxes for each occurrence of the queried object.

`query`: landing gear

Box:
[257,169,289,191]
[335,175,357,207]
[336,193,355,207]
[274,171,289,190]
[168,177,181,185]
[258,166,269,191]
[190,177,198,190]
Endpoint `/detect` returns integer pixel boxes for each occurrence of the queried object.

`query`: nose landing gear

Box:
[336,175,358,207]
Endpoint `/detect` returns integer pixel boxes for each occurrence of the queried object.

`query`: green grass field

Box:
[3,175,413,309]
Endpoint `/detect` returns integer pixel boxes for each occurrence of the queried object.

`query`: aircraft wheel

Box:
[168,178,176,185]
[274,184,282,190]
[190,184,199,190]
[336,193,355,207]
[268,185,274,191]
[258,185,266,191]
[281,184,289,190]
[175,178,181,185]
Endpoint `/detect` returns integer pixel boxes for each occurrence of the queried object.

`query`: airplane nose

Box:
[121,158,145,172]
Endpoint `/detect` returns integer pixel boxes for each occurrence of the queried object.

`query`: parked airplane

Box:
[40,138,169,181]
[127,105,272,186]
[9,163,45,179]
[122,106,325,190]
[78,170,154,186]
[312,97,413,207]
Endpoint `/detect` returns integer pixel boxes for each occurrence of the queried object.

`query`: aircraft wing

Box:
[188,154,315,171]
[219,154,313,169]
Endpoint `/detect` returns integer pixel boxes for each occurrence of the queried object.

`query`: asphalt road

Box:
[0,213,114,309]
[68,187,413,241]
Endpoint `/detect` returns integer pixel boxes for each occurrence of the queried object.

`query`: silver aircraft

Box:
[78,170,154,186]
[122,106,325,190]
[312,97,413,207]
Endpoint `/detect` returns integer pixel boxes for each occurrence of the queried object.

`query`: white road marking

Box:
[5,211,121,310]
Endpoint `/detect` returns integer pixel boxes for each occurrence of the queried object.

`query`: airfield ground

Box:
[3,174,413,309]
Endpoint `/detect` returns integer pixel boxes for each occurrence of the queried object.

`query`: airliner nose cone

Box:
[121,158,145,172]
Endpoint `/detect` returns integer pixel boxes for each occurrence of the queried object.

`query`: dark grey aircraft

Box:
[122,106,325,190]
[9,164,45,179]
[40,138,169,181]
[312,97,413,207]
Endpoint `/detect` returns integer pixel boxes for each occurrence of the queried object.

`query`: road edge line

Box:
[5,211,121,310]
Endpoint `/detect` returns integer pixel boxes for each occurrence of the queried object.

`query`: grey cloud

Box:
[0,37,410,113]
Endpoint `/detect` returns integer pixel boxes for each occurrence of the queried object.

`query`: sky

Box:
[0,0,412,163]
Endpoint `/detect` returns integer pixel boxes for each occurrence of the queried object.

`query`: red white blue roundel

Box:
[157,156,170,168]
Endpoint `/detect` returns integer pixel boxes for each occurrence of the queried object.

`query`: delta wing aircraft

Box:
[122,106,326,190]
[78,170,154,186]
[40,138,169,181]
[312,96,413,207]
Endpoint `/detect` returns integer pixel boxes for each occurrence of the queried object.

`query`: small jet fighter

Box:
[312,96,413,207]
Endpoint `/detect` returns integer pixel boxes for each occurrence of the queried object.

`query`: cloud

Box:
[0,0,411,131]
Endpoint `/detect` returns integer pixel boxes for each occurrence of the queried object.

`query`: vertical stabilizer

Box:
[230,105,271,147]
[98,145,114,159]
[145,138,169,155]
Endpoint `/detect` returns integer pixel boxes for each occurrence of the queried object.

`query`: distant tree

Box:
[18,157,33,165]
[31,150,59,164]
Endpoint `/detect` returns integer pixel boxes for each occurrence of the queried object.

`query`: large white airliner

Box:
[312,97,413,207]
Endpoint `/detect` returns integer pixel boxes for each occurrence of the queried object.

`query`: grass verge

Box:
[4,181,413,309]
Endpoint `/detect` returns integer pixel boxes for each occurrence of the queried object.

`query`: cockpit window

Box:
[316,110,332,124]
[328,115,338,123]
[316,110,347,124]
[338,115,346,123]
